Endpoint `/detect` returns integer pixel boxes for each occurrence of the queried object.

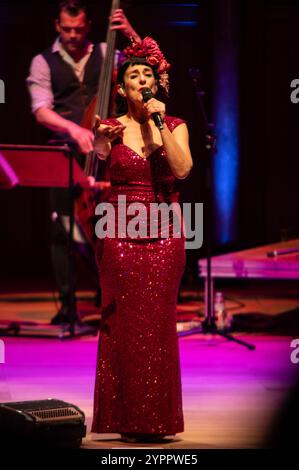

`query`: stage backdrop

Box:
[0,0,298,284]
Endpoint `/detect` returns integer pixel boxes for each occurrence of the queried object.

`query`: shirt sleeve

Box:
[26,54,54,113]
[99,42,121,67]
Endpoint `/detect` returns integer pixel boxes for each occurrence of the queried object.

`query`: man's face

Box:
[55,10,90,56]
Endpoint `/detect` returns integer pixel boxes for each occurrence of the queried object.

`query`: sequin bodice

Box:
[103,115,185,205]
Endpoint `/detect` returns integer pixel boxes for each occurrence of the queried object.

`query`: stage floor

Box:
[0,284,298,448]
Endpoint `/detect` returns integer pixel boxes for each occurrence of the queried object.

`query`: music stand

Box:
[0,144,97,339]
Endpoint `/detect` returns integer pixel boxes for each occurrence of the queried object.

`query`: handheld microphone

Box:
[141,87,164,130]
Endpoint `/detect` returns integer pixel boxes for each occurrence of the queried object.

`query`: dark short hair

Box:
[57,1,90,20]
[117,58,159,86]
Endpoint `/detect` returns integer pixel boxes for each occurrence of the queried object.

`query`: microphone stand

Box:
[179,69,255,351]
[66,143,76,337]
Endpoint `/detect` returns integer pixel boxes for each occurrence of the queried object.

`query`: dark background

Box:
[0,0,299,287]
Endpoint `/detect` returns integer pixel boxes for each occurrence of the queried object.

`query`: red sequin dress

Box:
[91,116,185,436]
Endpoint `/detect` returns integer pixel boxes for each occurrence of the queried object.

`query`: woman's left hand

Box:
[143,98,166,122]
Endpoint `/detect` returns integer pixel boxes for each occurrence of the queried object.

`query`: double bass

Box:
[75,0,121,249]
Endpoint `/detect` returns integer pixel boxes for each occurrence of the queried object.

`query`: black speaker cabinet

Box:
[0,398,86,448]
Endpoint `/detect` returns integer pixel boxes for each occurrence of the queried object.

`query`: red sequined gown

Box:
[91,116,185,436]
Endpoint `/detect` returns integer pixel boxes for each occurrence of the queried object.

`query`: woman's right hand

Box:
[93,115,126,159]
[94,115,126,142]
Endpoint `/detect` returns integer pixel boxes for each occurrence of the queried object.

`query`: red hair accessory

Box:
[122,36,171,95]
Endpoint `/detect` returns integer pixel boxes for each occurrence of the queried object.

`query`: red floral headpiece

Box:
[120,36,171,95]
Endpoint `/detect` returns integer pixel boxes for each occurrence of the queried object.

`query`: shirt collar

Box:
[52,37,94,56]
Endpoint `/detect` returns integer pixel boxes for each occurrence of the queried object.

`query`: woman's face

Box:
[121,63,158,103]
